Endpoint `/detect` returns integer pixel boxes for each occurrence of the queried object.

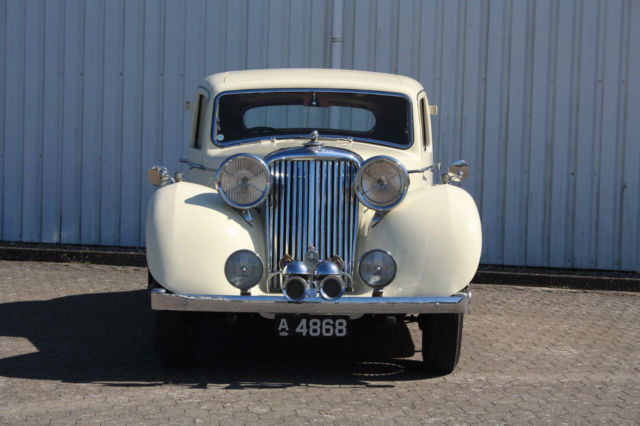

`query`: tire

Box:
[418,313,463,375]
[154,310,201,368]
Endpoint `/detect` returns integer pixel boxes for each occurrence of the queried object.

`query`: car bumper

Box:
[150,288,471,314]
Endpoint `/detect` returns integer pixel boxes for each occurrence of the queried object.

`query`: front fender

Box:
[146,182,267,295]
[357,185,482,297]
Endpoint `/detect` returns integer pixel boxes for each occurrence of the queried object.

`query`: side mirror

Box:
[442,160,469,184]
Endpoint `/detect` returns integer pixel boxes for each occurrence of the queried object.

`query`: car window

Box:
[193,94,206,149]
[420,96,427,150]
[214,90,412,147]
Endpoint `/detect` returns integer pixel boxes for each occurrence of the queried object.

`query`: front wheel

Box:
[154,310,201,368]
[418,313,463,375]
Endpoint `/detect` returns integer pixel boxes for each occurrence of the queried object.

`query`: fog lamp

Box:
[224,250,263,293]
[358,249,396,289]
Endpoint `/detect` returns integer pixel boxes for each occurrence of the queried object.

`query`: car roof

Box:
[201,68,424,98]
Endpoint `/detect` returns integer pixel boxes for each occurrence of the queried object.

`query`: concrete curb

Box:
[473,268,639,292]
[0,242,638,292]
[0,243,146,267]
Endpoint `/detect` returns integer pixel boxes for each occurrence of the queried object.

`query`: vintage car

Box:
[146,68,482,373]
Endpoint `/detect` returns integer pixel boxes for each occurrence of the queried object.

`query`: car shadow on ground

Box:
[0,290,442,388]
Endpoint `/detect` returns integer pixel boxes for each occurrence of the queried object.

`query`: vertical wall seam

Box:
[117,0,126,245]
[542,0,556,265]
[565,0,579,267]
[58,0,64,243]
[392,0,399,74]
[0,1,4,239]
[592,0,605,267]
[244,0,250,69]
[371,0,378,71]
[180,0,186,164]
[0,0,5,239]
[434,0,443,157]
[500,0,513,263]
[616,0,630,268]
[286,0,291,68]
[522,0,534,263]
[97,0,106,243]
[568,0,583,267]
[19,0,26,241]
[36,0,46,242]
[543,0,556,265]
[476,0,490,216]
[159,0,166,163]
[636,0,640,272]
[57,1,66,242]
[456,0,466,161]
[78,0,86,243]
[137,0,147,246]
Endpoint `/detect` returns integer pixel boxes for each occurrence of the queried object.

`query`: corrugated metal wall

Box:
[1,0,638,271]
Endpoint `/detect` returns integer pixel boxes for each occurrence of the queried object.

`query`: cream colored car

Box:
[146,69,482,373]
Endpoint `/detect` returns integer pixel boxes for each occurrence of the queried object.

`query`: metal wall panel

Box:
[1,0,638,271]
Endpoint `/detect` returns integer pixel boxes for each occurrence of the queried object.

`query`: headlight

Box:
[216,154,271,209]
[355,156,409,211]
[358,249,396,288]
[224,250,263,292]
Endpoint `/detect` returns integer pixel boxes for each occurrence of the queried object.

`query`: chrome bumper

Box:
[150,288,471,314]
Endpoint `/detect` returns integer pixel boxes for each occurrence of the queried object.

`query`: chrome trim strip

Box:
[407,163,439,174]
[151,288,470,314]
[264,145,363,166]
[179,158,217,172]
[338,162,344,260]
[211,88,414,149]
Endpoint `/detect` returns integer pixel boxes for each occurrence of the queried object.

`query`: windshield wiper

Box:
[269,134,353,144]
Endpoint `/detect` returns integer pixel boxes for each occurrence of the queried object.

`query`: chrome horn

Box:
[315,260,346,301]
[281,260,310,302]
[282,276,309,302]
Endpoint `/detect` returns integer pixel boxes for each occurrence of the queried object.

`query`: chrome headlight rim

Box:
[354,156,409,211]
[223,249,264,292]
[215,153,272,209]
[358,249,397,289]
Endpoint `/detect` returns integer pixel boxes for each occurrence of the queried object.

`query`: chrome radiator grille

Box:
[266,159,359,287]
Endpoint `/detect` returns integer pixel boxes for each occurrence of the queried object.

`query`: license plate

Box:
[275,315,350,338]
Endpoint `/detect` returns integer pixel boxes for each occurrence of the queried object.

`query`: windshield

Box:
[213,90,412,147]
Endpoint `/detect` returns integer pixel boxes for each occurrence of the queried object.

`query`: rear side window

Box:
[420,97,427,150]
[193,95,206,149]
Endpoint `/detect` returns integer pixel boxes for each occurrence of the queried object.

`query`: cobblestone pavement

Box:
[0,260,638,425]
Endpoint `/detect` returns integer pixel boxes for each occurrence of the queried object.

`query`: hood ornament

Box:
[303,130,323,148]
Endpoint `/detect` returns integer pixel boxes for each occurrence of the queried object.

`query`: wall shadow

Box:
[0,290,438,388]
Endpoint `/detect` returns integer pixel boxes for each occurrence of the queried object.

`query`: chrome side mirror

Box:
[442,160,470,184]
[147,166,170,186]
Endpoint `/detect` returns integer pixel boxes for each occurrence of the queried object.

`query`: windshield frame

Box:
[211,88,414,149]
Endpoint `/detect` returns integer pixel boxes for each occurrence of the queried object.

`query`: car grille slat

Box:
[267,159,358,291]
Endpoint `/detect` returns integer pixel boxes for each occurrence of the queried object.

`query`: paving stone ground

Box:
[0,260,638,425]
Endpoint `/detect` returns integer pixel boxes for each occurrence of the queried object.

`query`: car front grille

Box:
[266,159,359,290]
